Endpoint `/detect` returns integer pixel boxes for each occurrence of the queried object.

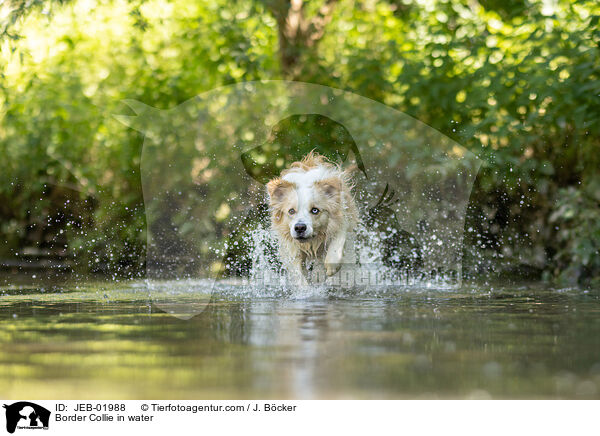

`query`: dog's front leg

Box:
[284,255,309,286]
[290,259,309,286]
[325,231,346,276]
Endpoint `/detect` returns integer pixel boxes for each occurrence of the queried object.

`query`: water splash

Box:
[215,211,461,300]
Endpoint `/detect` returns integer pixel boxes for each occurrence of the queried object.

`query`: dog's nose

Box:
[294,223,307,234]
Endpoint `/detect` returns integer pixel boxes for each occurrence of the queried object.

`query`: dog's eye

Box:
[288,208,296,215]
[311,207,320,214]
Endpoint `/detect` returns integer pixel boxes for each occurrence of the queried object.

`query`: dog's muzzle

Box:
[292,222,312,241]
[294,223,307,234]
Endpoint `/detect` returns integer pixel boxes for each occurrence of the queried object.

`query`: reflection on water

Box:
[0,281,599,399]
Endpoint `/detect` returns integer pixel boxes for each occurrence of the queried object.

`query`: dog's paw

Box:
[325,261,342,277]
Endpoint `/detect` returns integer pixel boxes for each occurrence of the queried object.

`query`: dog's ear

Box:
[315,177,342,199]
[267,178,294,202]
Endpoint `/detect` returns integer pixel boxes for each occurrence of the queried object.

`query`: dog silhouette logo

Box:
[3,402,50,433]
[116,80,481,318]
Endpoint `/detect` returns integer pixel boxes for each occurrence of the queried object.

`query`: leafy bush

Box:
[0,0,598,283]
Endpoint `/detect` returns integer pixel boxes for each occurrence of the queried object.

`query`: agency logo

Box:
[3,402,50,434]
[117,81,481,318]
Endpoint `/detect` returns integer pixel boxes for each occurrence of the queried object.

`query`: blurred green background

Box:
[0,0,598,285]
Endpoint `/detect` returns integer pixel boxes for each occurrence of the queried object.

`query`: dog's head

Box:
[267,170,343,243]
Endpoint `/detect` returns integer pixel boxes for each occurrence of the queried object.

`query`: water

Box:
[1,277,599,399]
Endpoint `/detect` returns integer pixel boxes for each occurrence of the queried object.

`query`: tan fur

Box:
[266,151,358,284]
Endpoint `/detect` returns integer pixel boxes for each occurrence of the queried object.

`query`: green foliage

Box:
[0,0,598,283]
[315,0,600,284]
[0,0,278,275]
[549,179,600,286]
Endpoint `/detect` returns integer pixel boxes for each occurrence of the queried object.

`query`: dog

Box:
[266,151,358,285]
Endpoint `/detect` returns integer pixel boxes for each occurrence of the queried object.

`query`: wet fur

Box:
[267,152,358,284]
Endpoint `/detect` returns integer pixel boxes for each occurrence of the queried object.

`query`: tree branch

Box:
[260,0,339,77]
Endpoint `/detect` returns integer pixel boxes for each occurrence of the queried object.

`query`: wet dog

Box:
[266,152,358,285]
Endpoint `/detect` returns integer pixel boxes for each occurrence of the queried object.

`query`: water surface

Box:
[1,279,599,399]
